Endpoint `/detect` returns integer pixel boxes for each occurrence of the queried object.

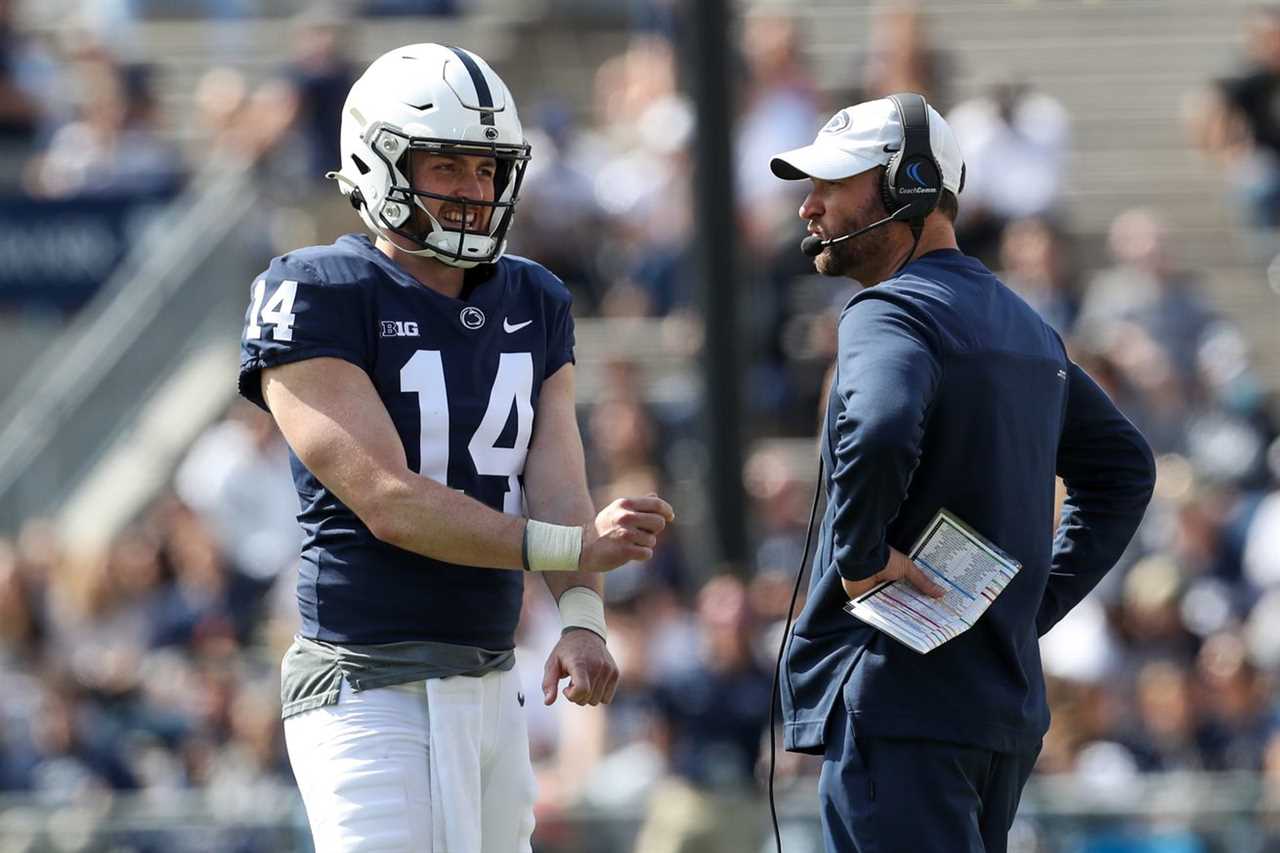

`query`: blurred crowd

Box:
[0,1,180,198]
[1190,3,1280,263]
[0,1,1279,852]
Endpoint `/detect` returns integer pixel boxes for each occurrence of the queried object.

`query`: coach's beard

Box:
[815,199,895,281]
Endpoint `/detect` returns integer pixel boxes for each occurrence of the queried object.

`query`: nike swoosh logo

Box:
[883,144,900,153]
[504,319,533,333]
[517,691,525,707]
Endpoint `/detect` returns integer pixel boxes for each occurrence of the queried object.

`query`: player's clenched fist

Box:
[578,495,675,572]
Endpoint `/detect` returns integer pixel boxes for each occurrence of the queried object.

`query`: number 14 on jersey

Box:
[401,350,533,516]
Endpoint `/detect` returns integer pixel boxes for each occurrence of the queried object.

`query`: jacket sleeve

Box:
[828,294,941,582]
[1037,362,1156,635]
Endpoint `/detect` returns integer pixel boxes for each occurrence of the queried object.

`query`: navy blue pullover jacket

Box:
[781,249,1156,755]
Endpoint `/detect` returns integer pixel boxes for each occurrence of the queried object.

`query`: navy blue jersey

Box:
[238,234,575,648]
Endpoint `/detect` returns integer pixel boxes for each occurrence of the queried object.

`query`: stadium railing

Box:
[0,158,261,539]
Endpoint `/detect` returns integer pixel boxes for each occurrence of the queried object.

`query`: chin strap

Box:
[325,170,456,260]
[325,170,362,209]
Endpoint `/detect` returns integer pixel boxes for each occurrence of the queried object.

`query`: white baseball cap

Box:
[770,97,965,194]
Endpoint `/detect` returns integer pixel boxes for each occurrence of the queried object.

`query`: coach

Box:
[770,94,1156,853]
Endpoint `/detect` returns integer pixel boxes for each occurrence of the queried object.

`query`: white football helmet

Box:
[331,43,530,268]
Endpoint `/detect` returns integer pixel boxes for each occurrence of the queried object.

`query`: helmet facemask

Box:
[368,127,530,268]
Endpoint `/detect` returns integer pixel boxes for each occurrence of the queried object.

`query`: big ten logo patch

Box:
[381,320,420,337]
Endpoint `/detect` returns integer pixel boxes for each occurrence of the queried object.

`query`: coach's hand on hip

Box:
[543,629,618,706]
[578,495,675,572]
[841,547,947,601]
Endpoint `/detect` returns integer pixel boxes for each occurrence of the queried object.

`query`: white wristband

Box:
[557,586,607,642]
[523,519,583,572]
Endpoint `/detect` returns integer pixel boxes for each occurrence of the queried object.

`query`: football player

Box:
[238,43,675,852]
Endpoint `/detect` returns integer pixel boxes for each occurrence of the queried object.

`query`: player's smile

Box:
[438,205,483,231]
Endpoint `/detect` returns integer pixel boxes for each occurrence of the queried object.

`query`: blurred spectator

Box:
[150,497,257,650]
[587,36,694,316]
[1064,209,1267,472]
[735,10,822,254]
[744,444,815,576]
[0,537,42,665]
[1069,212,1280,488]
[1093,325,1195,457]
[1190,5,1280,236]
[634,575,771,853]
[175,402,300,588]
[947,76,1069,265]
[509,102,610,311]
[204,681,289,802]
[582,359,692,601]
[26,678,138,798]
[193,65,250,158]
[28,56,183,198]
[1193,632,1272,771]
[1120,659,1204,772]
[589,395,658,489]
[1182,324,1274,489]
[42,542,153,695]
[0,0,52,179]
[996,216,1080,335]
[1115,555,1198,665]
[1078,209,1217,384]
[250,8,358,186]
[858,2,953,111]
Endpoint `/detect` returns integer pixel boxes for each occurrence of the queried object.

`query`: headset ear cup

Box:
[881,158,900,217]
[884,93,944,223]
[894,155,942,221]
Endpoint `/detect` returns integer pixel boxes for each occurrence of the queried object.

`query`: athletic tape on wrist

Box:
[523,519,583,572]
[557,585,607,642]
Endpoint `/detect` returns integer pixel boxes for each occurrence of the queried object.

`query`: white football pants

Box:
[284,667,536,853]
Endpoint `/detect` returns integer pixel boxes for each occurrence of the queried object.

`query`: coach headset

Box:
[883,91,946,233]
[799,91,960,269]
[769,92,957,853]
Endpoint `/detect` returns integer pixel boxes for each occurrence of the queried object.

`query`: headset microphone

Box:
[799,233,825,258]
[800,205,911,258]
